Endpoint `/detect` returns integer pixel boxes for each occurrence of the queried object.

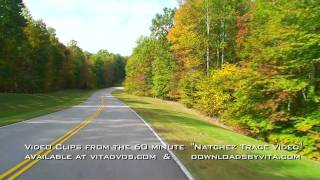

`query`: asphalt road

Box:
[0,88,191,180]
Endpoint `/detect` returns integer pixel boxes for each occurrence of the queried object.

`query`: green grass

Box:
[0,89,94,127]
[113,90,320,180]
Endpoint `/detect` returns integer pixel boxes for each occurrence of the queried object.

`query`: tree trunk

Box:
[221,19,225,66]
[216,48,220,68]
[310,63,316,86]
[206,0,210,75]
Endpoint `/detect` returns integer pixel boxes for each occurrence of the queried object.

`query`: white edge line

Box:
[128,108,195,180]
[125,103,195,180]
[1,90,195,180]
[74,105,129,108]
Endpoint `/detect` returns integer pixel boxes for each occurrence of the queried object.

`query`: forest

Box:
[0,0,126,93]
[125,0,320,160]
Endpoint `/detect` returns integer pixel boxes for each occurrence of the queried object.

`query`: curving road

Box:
[0,88,192,180]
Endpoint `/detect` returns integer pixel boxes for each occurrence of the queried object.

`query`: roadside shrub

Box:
[151,41,176,99]
[196,64,242,116]
[178,71,203,108]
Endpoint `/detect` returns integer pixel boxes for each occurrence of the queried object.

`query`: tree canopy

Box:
[125,0,320,160]
[0,1,126,93]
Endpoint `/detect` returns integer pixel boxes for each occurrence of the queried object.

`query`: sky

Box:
[23,0,178,56]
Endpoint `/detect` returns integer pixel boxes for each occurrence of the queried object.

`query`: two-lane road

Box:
[0,88,192,180]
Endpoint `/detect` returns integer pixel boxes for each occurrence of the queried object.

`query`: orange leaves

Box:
[236,12,251,48]
[167,0,205,73]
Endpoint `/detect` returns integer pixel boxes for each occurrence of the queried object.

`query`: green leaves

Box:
[150,8,175,40]
[126,0,320,160]
[125,37,176,98]
[152,41,176,99]
[0,1,126,92]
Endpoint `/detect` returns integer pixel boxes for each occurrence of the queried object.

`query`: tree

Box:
[91,50,126,88]
[125,37,156,95]
[0,0,27,92]
[167,0,206,73]
[67,40,86,88]
[150,8,175,40]
[151,41,176,99]
[47,27,68,90]
[0,1,126,92]
[239,0,320,159]
[124,0,320,160]
[24,19,52,92]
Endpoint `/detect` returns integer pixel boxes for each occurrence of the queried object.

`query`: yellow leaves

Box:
[195,64,246,116]
[167,0,206,72]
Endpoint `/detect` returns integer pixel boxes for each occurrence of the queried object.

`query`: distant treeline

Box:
[125,1,320,160]
[0,1,126,93]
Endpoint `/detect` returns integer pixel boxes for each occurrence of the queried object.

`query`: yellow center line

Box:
[1,108,98,178]
[0,96,105,179]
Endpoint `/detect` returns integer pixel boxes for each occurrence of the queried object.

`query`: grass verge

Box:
[113,90,320,180]
[0,89,93,127]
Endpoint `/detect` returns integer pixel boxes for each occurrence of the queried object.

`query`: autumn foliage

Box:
[125,0,320,160]
[0,1,126,93]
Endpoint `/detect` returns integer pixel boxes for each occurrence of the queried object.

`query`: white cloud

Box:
[23,0,178,55]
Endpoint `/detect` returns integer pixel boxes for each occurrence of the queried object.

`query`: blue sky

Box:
[23,0,178,56]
